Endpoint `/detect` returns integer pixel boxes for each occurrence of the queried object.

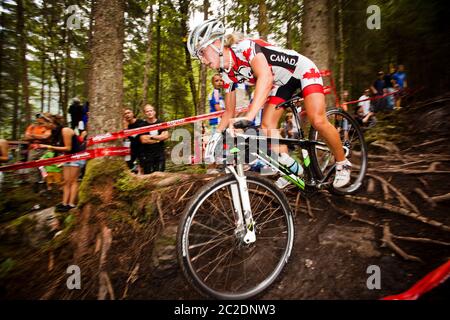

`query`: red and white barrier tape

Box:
[0,147,130,172]
[86,106,250,147]
[382,260,450,300]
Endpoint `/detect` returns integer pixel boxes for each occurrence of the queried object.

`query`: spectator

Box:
[370,71,387,112]
[68,97,84,130]
[24,113,53,188]
[393,64,408,89]
[138,105,170,174]
[384,65,396,110]
[81,101,90,132]
[356,89,376,127]
[40,150,62,191]
[0,139,9,163]
[281,112,299,152]
[209,74,225,134]
[123,108,146,171]
[339,90,350,146]
[25,113,52,146]
[36,114,86,212]
[393,64,407,109]
[0,139,8,191]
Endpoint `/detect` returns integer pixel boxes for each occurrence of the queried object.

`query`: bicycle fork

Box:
[226,164,256,244]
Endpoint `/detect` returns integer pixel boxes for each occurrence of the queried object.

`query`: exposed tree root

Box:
[381,224,423,263]
[343,195,450,232]
[404,138,447,151]
[367,173,420,213]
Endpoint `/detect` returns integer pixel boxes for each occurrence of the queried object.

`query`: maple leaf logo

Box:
[302,68,321,80]
[243,48,252,61]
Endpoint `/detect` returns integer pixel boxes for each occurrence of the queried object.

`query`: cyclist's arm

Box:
[217,90,236,132]
[246,53,273,120]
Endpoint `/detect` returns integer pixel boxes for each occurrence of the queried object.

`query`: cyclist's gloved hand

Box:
[204,132,223,164]
[232,118,253,129]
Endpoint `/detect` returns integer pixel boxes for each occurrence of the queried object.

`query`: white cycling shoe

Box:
[333,159,352,188]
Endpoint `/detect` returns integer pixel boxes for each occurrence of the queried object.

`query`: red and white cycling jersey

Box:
[222,39,324,102]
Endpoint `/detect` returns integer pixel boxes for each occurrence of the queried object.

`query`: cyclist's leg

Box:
[303,93,351,187]
[261,78,301,155]
[260,100,286,154]
[303,93,345,162]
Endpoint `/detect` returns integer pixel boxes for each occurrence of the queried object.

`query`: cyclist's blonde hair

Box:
[224,33,245,47]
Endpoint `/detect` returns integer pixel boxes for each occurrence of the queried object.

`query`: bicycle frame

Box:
[220,95,350,245]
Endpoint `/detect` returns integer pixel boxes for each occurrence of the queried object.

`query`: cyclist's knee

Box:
[310,116,328,130]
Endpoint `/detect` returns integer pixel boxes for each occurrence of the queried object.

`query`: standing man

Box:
[138,105,170,174]
[123,108,146,171]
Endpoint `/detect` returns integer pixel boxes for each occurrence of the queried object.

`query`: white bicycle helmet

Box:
[187,19,227,70]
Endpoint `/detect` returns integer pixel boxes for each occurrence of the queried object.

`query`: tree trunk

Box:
[12,80,19,140]
[17,0,31,125]
[40,55,45,112]
[48,73,52,113]
[199,0,209,114]
[179,0,198,115]
[286,19,293,49]
[0,0,4,119]
[88,0,124,142]
[142,3,154,107]
[63,27,71,119]
[257,1,268,40]
[154,5,161,115]
[83,0,94,100]
[302,0,331,70]
[337,0,345,100]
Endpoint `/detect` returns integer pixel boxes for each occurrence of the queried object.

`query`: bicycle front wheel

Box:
[308,108,368,195]
[177,174,295,300]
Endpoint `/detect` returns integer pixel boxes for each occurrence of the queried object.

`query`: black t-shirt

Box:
[127,119,146,144]
[127,119,146,157]
[137,119,168,158]
[69,102,83,122]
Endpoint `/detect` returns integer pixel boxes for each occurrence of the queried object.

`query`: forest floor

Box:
[0,93,449,300]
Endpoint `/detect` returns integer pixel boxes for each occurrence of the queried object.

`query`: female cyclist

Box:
[188,19,351,189]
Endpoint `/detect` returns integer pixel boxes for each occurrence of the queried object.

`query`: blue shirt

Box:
[209,88,224,125]
[393,72,407,88]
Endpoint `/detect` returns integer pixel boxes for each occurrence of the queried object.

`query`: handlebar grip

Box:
[233,119,253,129]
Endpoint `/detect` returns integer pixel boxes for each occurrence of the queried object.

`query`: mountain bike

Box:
[176,95,368,299]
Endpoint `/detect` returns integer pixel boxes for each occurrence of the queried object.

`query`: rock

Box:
[304,259,314,269]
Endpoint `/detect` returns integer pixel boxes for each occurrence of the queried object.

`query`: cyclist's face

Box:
[199,43,220,69]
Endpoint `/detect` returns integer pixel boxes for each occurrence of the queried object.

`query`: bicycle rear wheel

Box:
[308,108,368,195]
[177,174,295,299]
